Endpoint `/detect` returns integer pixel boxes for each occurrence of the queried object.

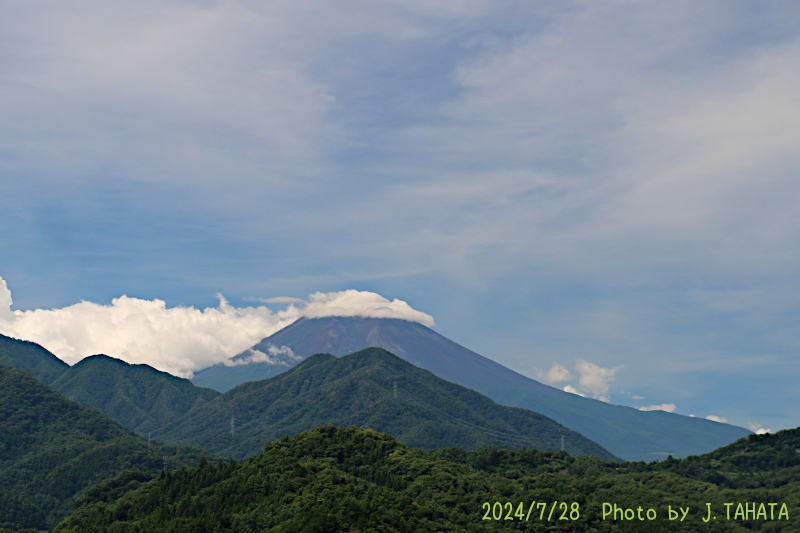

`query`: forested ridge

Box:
[52,425,799,532]
[157,348,616,461]
[50,354,221,436]
[0,334,67,385]
[0,334,614,462]
[1,333,798,531]
[0,365,214,531]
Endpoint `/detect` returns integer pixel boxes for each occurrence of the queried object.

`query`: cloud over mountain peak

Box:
[300,290,435,327]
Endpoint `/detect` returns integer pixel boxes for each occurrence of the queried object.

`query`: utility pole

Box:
[230,416,235,436]
[561,436,565,452]
[162,455,168,473]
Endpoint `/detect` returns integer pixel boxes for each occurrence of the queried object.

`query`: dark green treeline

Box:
[53,425,800,533]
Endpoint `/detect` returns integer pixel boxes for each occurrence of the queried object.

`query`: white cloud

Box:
[537,362,572,383]
[0,277,433,377]
[563,385,585,397]
[638,403,676,413]
[705,415,727,423]
[223,345,299,367]
[632,395,645,400]
[301,290,435,327]
[0,292,296,377]
[575,359,621,398]
[748,422,772,435]
[260,297,306,304]
[0,277,13,322]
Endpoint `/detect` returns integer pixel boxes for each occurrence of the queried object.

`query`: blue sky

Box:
[1,0,799,434]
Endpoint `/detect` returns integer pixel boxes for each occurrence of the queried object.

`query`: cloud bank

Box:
[0,278,432,377]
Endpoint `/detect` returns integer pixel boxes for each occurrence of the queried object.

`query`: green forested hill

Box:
[654,428,800,490]
[0,365,213,531]
[0,337,220,439]
[50,354,220,436]
[0,333,67,385]
[158,348,617,461]
[52,425,799,533]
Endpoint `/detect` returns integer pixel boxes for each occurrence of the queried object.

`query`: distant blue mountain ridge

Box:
[191,316,750,462]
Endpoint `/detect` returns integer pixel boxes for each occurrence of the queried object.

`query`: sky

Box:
[1,0,799,435]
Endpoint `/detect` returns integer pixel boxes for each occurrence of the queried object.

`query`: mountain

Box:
[192,317,751,462]
[53,425,800,533]
[164,347,617,461]
[50,354,221,436]
[0,364,211,531]
[0,332,68,385]
[0,333,222,439]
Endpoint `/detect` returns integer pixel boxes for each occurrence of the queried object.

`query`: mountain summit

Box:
[170,347,617,461]
[192,316,750,461]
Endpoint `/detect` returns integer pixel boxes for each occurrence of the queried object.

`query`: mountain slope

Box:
[192,317,751,462]
[166,348,617,461]
[53,425,800,533]
[51,354,221,436]
[0,332,68,385]
[0,364,211,530]
[655,428,800,489]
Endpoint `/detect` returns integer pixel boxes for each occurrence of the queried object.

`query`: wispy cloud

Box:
[537,362,572,383]
[222,345,299,367]
[638,404,676,413]
[258,297,306,304]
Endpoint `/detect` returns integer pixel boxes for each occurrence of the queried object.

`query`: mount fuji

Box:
[191,316,750,461]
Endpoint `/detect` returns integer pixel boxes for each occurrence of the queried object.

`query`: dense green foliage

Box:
[654,428,800,490]
[50,354,220,436]
[159,348,616,461]
[54,425,800,532]
[0,365,214,530]
[0,333,67,385]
